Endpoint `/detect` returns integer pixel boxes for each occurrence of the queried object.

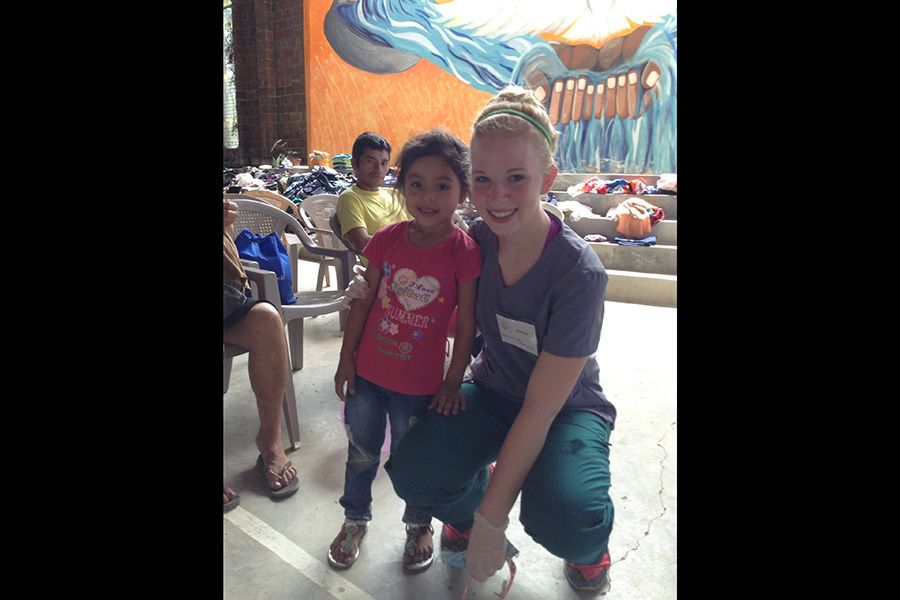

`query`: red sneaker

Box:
[440,522,471,553]
[564,552,611,591]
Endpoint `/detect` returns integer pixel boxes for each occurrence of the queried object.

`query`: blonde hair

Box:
[472,85,558,171]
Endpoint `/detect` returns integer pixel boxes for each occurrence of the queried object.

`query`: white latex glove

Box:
[451,210,469,233]
[465,510,509,582]
[340,264,370,308]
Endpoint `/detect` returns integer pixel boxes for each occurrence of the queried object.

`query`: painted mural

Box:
[305,0,676,174]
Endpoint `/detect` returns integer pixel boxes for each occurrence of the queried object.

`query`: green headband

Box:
[478,108,553,147]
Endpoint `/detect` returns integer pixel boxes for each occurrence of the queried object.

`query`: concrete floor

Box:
[224,261,676,599]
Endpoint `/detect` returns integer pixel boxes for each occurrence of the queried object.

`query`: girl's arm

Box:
[333,265,382,402]
[478,351,588,524]
[430,278,477,415]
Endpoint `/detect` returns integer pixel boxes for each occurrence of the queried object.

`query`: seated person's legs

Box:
[223,302,297,492]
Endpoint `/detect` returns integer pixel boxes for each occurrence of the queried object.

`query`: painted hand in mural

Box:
[323,0,676,173]
[524,27,663,124]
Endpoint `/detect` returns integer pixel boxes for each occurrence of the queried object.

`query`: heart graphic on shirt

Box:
[391,268,440,312]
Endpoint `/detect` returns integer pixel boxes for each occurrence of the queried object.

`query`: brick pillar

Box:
[273,1,306,162]
[231,0,306,167]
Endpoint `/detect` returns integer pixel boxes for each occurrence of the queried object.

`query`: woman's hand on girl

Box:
[341,264,371,308]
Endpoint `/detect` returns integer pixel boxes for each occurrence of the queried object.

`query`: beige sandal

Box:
[328,519,368,569]
[402,523,435,573]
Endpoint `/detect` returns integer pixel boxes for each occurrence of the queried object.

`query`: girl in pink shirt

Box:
[329,129,482,574]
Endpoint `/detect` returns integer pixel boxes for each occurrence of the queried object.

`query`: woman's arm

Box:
[333,264,382,401]
[430,278,477,415]
[478,351,588,525]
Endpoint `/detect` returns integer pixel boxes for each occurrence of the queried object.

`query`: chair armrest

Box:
[243,265,284,319]
[329,213,360,255]
[240,258,260,268]
[296,240,351,260]
[233,198,357,289]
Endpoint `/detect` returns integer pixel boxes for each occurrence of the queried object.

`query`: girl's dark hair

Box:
[394,128,470,197]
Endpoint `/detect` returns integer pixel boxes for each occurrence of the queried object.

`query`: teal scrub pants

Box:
[385,380,614,564]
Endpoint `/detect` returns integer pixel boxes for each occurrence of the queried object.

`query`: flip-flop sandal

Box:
[327,520,368,569]
[223,490,240,513]
[255,455,300,499]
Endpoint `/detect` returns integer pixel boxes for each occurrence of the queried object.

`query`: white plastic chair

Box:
[299,194,357,252]
[298,194,360,328]
[230,199,350,370]
[238,189,347,291]
[293,199,350,291]
[225,191,341,293]
[224,263,300,450]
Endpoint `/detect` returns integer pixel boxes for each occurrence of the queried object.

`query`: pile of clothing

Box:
[332,153,352,170]
[223,168,281,193]
[566,174,678,197]
[282,166,355,201]
[307,150,332,168]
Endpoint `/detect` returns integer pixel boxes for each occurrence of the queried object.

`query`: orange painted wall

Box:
[304,0,491,159]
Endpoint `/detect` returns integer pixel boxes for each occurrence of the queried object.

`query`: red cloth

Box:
[568,552,611,580]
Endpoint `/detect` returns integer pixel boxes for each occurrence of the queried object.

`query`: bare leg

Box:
[223,302,297,489]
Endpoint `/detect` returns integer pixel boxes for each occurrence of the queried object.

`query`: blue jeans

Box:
[340,375,432,524]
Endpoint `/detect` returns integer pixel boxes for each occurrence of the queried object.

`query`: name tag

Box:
[496,313,538,356]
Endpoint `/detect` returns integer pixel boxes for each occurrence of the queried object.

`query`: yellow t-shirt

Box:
[335,185,408,240]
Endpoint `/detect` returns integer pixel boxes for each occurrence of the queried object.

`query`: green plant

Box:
[271,139,302,166]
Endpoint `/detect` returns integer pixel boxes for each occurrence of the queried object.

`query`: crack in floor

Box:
[614,420,675,566]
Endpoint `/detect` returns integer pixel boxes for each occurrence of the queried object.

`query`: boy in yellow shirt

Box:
[336,132,409,255]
